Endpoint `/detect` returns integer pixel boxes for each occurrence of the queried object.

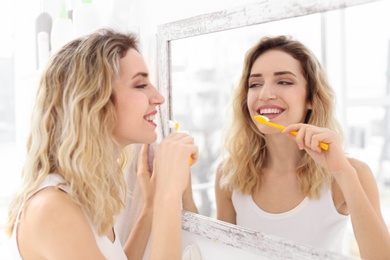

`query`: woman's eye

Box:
[279,81,293,85]
[135,84,147,89]
[248,83,262,88]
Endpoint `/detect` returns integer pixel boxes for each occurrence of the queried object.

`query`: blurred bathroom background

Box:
[1,0,389,258]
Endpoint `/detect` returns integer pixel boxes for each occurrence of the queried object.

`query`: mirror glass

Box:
[170,0,390,224]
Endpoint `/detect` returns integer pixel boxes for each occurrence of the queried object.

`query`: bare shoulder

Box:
[214,160,236,223]
[26,186,75,211]
[215,161,224,181]
[333,157,380,215]
[347,157,371,173]
[215,161,232,197]
[215,161,229,190]
[18,187,104,259]
[20,187,88,241]
[22,187,79,227]
[346,156,380,197]
[347,157,376,182]
[345,157,387,223]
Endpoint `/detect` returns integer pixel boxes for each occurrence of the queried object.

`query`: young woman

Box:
[5,29,198,259]
[215,35,390,259]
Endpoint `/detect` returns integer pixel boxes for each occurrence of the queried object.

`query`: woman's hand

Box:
[136,144,155,208]
[150,132,198,259]
[153,132,198,195]
[282,123,351,175]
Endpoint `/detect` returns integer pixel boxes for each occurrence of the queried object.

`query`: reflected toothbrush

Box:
[253,115,329,151]
[168,120,194,164]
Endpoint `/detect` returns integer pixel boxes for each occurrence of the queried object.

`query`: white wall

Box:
[126,0,258,82]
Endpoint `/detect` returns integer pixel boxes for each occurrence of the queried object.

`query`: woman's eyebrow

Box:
[274,71,296,77]
[249,73,262,78]
[132,72,148,79]
[249,71,297,78]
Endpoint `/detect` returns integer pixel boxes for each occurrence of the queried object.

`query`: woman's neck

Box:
[263,133,302,173]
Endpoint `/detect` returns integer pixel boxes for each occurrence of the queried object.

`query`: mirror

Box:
[170,13,325,217]
[157,0,389,257]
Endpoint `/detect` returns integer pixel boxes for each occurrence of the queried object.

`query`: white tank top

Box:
[9,174,127,260]
[232,186,349,254]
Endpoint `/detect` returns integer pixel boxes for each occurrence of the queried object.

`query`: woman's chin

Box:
[143,133,158,144]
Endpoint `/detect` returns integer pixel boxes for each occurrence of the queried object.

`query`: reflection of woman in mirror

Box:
[4,29,198,259]
[215,35,390,259]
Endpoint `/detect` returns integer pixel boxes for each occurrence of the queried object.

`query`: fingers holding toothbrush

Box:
[282,123,349,172]
[153,132,198,194]
[282,124,333,152]
[165,132,198,165]
[169,120,194,164]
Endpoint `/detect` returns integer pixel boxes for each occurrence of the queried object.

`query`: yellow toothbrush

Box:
[169,120,180,132]
[169,120,194,164]
[253,115,329,151]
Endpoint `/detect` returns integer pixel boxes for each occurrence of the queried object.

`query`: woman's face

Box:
[112,48,165,148]
[247,49,312,135]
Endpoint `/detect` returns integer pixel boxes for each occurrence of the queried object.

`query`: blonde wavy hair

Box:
[5,29,138,236]
[220,35,343,198]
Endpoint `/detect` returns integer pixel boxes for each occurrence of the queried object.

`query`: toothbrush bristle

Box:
[260,115,270,122]
[168,120,180,130]
[254,115,270,123]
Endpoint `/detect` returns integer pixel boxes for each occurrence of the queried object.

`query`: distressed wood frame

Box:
[156,0,378,258]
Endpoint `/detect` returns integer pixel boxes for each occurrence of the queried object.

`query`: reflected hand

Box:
[283,123,350,174]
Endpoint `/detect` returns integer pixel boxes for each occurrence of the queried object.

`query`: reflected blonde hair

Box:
[220,35,343,198]
[5,29,138,236]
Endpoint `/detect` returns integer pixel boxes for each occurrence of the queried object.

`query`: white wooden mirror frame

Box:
[156,0,380,258]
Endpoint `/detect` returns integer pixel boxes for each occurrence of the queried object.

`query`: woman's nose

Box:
[151,85,165,105]
[258,83,276,101]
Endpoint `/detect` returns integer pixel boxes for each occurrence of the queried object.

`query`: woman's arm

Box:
[123,207,153,260]
[182,171,199,214]
[283,123,390,259]
[150,132,199,259]
[151,188,183,259]
[123,144,154,259]
[335,159,390,260]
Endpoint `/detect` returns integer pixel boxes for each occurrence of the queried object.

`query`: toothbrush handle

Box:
[318,142,329,151]
[171,123,194,164]
[289,131,329,150]
[267,121,286,130]
[265,119,330,151]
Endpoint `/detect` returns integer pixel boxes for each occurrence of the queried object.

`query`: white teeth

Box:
[259,108,282,114]
[145,115,156,121]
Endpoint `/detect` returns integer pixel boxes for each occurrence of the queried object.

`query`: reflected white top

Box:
[9,173,126,260]
[232,185,349,254]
